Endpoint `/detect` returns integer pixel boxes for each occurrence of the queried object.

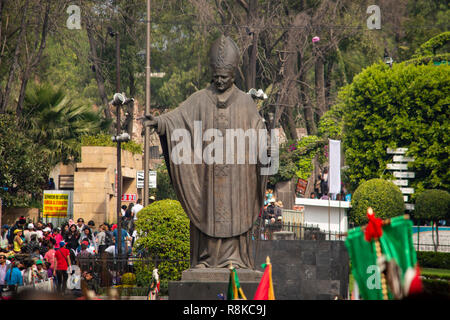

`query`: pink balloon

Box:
[312,36,320,43]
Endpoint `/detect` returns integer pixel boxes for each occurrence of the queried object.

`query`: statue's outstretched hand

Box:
[144,114,158,128]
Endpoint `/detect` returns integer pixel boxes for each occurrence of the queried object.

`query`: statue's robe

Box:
[155,84,267,268]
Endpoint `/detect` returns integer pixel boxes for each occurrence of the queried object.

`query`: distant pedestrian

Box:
[76,218,85,234]
[47,178,56,190]
[53,228,64,249]
[44,242,56,278]
[5,261,23,291]
[0,225,9,250]
[80,226,96,253]
[132,199,144,222]
[96,224,107,255]
[13,229,24,253]
[54,241,71,294]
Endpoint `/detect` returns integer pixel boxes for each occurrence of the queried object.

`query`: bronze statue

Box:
[145,35,268,269]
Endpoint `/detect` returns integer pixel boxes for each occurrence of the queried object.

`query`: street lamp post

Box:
[111,93,133,258]
[143,0,151,207]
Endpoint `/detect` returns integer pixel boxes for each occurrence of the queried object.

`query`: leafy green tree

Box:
[150,163,178,201]
[0,114,51,207]
[414,189,450,252]
[21,82,108,166]
[350,179,405,226]
[340,62,449,194]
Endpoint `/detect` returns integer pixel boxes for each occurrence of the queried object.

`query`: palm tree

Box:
[21,82,109,166]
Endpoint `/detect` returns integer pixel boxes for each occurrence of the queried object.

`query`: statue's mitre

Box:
[209,35,240,72]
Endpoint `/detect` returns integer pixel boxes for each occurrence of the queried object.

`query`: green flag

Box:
[345,215,419,300]
[227,267,247,300]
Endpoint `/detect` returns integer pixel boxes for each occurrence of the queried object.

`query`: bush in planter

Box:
[134,199,190,287]
[350,179,405,225]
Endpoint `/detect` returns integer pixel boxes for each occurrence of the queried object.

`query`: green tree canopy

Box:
[415,189,450,222]
[0,114,51,207]
[340,62,449,194]
[22,82,108,166]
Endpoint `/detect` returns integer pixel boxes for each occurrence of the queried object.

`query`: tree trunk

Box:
[315,54,326,118]
[86,18,112,122]
[1,0,29,113]
[431,222,436,252]
[16,67,31,117]
[16,0,50,116]
[436,224,439,252]
[243,0,258,92]
[300,66,317,135]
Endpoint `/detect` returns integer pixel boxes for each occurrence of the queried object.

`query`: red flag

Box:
[253,256,275,300]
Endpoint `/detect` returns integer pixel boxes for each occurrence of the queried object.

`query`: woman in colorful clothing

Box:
[13,229,23,253]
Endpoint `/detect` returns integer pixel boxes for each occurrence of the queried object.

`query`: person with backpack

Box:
[54,241,71,294]
[4,261,23,292]
[96,224,107,255]
[103,223,114,248]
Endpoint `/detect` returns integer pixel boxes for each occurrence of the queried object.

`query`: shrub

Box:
[121,272,137,286]
[81,133,143,154]
[350,179,405,225]
[134,199,190,286]
[414,189,450,251]
[422,279,450,298]
[414,189,450,223]
[417,251,450,269]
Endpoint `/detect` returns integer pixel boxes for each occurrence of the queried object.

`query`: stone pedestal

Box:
[169,268,263,300]
[169,240,349,300]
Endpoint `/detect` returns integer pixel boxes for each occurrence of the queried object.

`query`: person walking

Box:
[54,241,71,294]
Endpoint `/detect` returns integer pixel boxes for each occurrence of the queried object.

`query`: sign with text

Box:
[296,178,308,195]
[121,194,137,202]
[387,163,408,170]
[136,170,157,189]
[393,171,415,178]
[399,187,414,194]
[393,155,415,162]
[392,180,408,186]
[43,190,73,218]
[387,148,408,154]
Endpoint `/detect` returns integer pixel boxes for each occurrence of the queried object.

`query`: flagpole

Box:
[367,207,388,300]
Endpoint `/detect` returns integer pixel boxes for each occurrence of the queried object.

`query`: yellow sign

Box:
[43,193,69,218]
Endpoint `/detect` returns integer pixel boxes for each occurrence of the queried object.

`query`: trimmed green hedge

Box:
[134,200,190,286]
[422,279,450,298]
[81,133,143,154]
[417,251,450,269]
[421,268,450,281]
[350,179,405,225]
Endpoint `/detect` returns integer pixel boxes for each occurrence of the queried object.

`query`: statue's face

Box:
[213,69,234,93]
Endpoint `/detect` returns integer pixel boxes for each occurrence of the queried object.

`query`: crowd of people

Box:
[0,199,146,297]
